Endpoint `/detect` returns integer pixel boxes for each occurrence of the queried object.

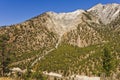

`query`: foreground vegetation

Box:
[34,43,119,77]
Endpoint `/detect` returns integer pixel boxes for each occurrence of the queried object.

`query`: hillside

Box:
[0,3,120,80]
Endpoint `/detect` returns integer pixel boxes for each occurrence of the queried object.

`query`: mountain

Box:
[0,3,120,80]
[88,3,120,24]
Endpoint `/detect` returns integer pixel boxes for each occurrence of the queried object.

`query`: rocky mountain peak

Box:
[88,3,120,24]
[46,9,84,19]
[34,3,120,36]
[45,10,85,36]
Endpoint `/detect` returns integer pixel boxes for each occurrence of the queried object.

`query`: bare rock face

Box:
[45,10,85,36]
[88,3,120,24]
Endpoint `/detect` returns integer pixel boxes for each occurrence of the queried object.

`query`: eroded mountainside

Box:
[0,3,120,80]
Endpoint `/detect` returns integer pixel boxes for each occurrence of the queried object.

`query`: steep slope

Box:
[0,3,120,80]
[0,13,58,53]
[62,12,102,47]
[0,13,59,68]
[34,14,120,79]
[0,7,103,68]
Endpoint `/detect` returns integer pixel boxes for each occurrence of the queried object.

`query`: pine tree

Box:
[102,48,113,76]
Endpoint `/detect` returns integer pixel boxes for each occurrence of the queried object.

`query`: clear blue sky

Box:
[0,0,120,26]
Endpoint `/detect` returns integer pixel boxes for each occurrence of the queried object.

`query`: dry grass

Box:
[0,77,14,80]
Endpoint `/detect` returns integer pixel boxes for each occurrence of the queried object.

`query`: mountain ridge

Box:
[0,3,120,80]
